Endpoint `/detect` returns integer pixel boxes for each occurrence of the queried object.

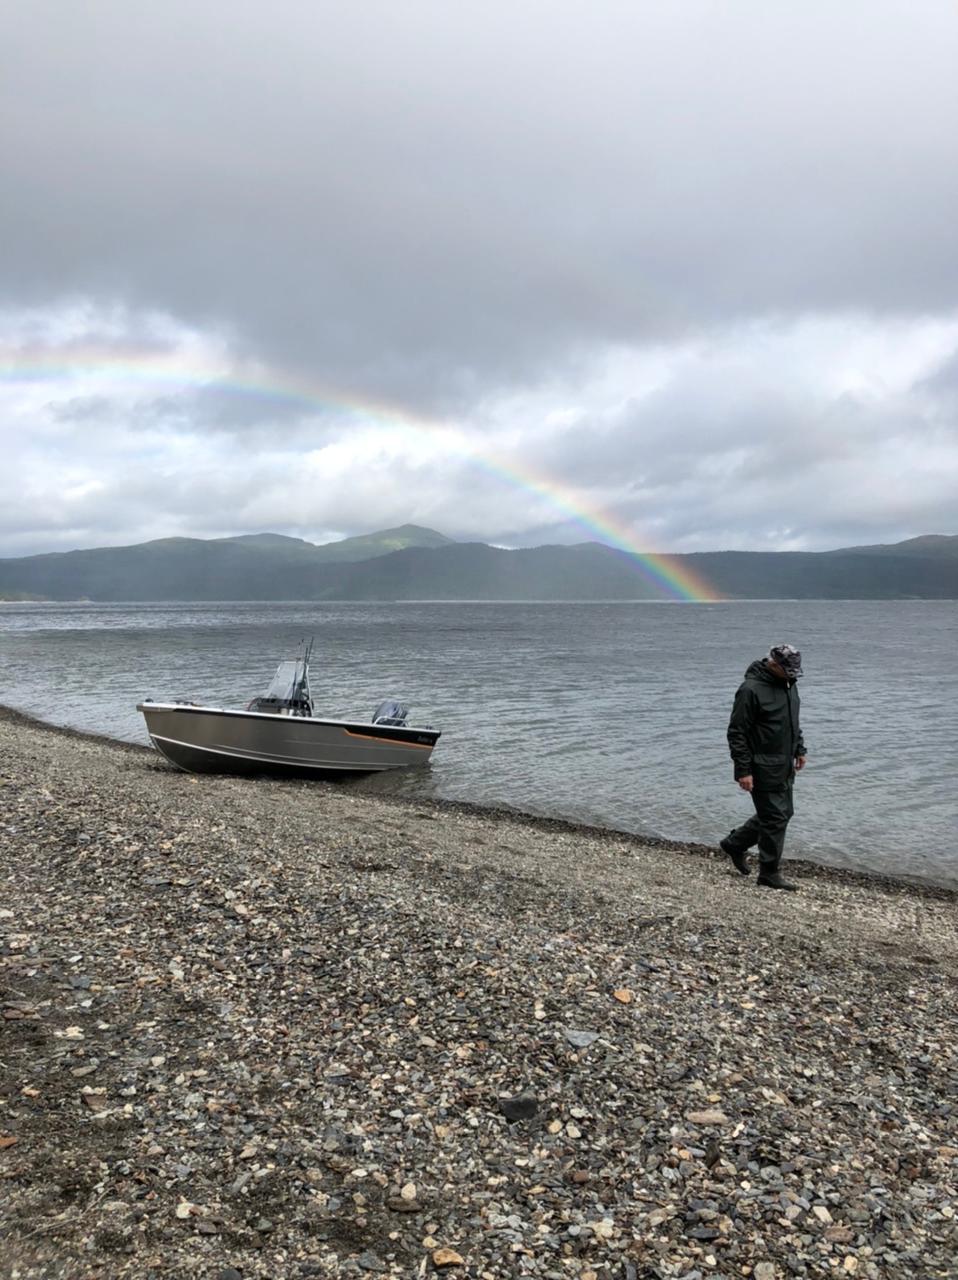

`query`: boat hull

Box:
[137,703,440,776]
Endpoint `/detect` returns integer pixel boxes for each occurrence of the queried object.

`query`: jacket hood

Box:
[745,658,781,684]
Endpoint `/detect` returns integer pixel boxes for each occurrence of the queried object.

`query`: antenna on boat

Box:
[299,634,315,714]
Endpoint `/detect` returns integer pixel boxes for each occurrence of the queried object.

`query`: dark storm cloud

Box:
[2,1,957,405]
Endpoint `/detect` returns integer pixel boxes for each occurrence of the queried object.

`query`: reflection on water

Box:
[1,599,955,887]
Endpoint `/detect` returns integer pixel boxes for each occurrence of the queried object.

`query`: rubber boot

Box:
[720,838,750,876]
[756,870,798,891]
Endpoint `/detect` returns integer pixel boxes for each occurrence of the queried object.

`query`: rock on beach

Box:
[1,705,957,1278]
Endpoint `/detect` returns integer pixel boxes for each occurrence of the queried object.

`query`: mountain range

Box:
[0,524,956,601]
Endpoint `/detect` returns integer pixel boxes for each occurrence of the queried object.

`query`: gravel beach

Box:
[1,706,956,1279]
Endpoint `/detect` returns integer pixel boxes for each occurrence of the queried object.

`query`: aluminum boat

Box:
[137,643,440,777]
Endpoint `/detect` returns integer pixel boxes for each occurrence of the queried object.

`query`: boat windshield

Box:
[264,660,306,702]
[246,648,314,716]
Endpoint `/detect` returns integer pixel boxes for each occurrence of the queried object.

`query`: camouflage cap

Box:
[768,643,803,678]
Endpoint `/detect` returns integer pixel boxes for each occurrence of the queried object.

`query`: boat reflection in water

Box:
[137,642,441,777]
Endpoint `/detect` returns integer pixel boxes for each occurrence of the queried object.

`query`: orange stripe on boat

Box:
[342,729,434,748]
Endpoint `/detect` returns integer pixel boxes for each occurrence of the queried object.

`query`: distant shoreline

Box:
[2,528,956,601]
[3,596,957,604]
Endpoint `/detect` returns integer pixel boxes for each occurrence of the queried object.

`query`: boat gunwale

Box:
[136,700,441,741]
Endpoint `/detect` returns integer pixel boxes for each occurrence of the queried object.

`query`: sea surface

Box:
[1,600,955,887]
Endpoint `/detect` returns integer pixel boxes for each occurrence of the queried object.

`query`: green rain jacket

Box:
[727,658,806,789]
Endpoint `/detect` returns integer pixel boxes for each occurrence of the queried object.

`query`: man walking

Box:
[721,644,807,891]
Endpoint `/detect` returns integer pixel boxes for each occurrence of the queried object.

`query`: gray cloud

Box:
[3,2,958,397]
[1,2,957,555]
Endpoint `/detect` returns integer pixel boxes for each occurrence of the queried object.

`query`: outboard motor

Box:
[372,699,408,727]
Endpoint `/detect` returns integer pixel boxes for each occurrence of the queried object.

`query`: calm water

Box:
[0,600,955,887]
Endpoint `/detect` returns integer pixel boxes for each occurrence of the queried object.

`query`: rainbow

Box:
[0,347,720,601]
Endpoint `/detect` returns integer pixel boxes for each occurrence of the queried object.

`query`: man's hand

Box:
[795,756,807,772]
[737,775,754,792]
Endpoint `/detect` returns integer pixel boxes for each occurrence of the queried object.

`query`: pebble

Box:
[497,1091,538,1123]
[1,708,957,1280]
[686,1109,728,1126]
[431,1247,464,1268]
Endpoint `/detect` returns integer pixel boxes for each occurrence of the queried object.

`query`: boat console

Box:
[246,658,312,716]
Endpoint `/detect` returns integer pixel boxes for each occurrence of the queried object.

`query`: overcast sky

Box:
[1,0,957,557]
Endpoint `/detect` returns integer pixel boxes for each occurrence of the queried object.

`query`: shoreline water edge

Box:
[2,704,955,900]
[1,705,957,1277]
